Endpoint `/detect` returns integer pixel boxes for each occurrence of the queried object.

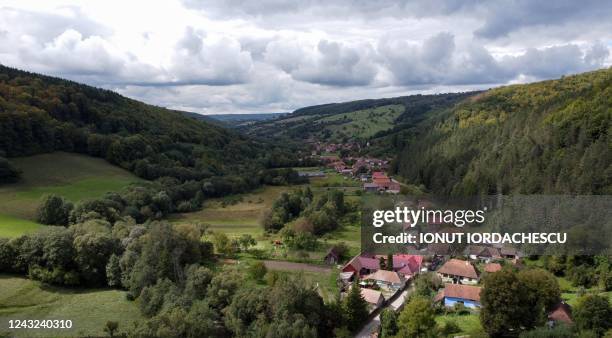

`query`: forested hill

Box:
[394,68,612,195]
[0,64,305,185]
[245,92,475,142]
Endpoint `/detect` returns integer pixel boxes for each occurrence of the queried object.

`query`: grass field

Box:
[0,215,41,238]
[0,275,142,337]
[435,312,484,337]
[0,152,140,238]
[317,104,404,139]
[310,172,361,188]
[169,185,292,239]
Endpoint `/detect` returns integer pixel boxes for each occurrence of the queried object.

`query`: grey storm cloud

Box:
[182,0,612,40]
[473,0,612,39]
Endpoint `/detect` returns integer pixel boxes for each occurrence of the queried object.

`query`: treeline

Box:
[393,68,612,195]
[0,215,364,337]
[0,221,322,337]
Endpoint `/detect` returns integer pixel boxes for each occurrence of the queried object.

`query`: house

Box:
[363,182,379,192]
[465,245,501,263]
[360,288,385,310]
[342,255,380,276]
[500,247,521,260]
[363,270,405,290]
[437,259,479,285]
[381,254,423,279]
[484,262,502,273]
[434,283,482,309]
[548,302,573,326]
[342,253,424,280]
[324,248,340,265]
[372,172,387,180]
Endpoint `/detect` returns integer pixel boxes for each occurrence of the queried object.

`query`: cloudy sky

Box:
[1,0,611,114]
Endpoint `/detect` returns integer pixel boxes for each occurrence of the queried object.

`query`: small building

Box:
[484,262,502,273]
[363,270,405,290]
[434,283,482,309]
[465,245,501,263]
[342,255,380,276]
[324,248,340,265]
[500,247,521,260]
[548,302,573,326]
[360,288,385,310]
[363,182,379,192]
[437,259,479,285]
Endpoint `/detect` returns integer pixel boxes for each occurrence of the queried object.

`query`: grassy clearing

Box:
[0,275,142,337]
[0,152,139,237]
[0,152,139,220]
[317,104,404,140]
[0,214,41,238]
[310,172,361,188]
[169,185,292,239]
[435,312,484,337]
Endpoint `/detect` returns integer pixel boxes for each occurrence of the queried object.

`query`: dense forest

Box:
[391,68,611,195]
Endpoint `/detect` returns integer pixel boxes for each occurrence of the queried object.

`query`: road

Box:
[355,286,412,338]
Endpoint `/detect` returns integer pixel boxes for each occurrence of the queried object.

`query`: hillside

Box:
[0,152,139,231]
[394,68,612,195]
[0,65,313,184]
[245,93,474,142]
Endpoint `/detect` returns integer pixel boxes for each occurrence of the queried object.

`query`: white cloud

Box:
[0,0,610,114]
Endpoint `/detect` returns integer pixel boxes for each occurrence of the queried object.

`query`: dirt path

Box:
[263,260,333,273]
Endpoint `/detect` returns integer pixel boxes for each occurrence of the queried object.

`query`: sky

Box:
[0,0,611,114]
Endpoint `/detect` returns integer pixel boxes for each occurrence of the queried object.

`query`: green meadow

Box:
[0,152,140,238]
[0,275,142,337]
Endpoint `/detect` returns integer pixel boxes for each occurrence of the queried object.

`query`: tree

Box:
[73,232,118,285]
[238,234,256,252]
[211,231,234,256]
[248,261,267,281]
[379,256,387,271]
[397,296,436,338]
[105,254,122,287]
[518,268,561,312]
[104,321,119,337]
[574,294,611,335]
[0,157,20,183]
[343,281,369,331]
[480,269,531,336]
[37,194,73,225]
[380,308,398,337]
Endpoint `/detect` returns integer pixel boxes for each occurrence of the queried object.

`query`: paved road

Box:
[262,260,333,273]
[355,287,412,338]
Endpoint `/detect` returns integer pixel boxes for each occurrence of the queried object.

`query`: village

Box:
[330,242,574,337]
[300,141,401,194]
[301,142,577,337]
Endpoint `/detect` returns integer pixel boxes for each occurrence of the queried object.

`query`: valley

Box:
[0,65,610,338]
